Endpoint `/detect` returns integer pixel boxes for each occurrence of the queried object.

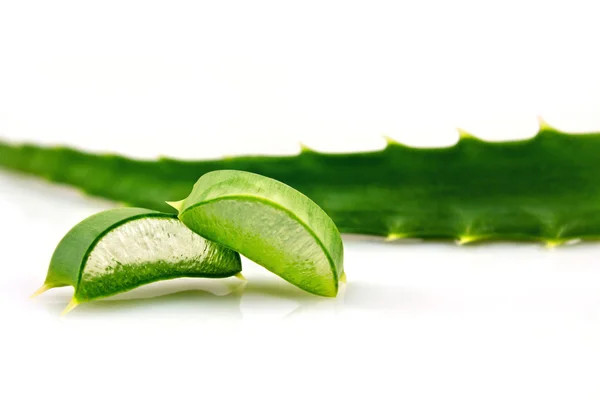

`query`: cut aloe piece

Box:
[169,170,345,297]
[33,207,242,313]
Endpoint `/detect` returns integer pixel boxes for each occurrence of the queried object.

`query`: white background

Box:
[1,1,600,399]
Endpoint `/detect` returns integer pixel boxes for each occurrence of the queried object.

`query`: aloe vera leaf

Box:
[2,122,600,245]
[169,170,344,297]
[33,207,242,313]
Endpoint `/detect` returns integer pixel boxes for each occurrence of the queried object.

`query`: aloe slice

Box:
[168,170,344,297]
[33,207,242,313]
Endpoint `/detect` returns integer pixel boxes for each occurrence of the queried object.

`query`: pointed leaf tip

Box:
[545,240,560,249]
[299,142,315,153]
[165,200,185,212]
[456,235,480,245]
[457,128,478,141]
[61,298,79,316]
[385,233,406,242]
[383,135,400,146]
[234,272,247,281]
[544,238,580,248]
[30,283,51,299]
[537,116,556,132]
[158,154,176,163]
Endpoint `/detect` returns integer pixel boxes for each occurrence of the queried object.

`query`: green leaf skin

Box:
[3,123,600,245]
[171,170,344,297]
[36,208,242,311]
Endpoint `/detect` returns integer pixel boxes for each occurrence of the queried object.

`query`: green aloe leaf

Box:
[33,207,242,314]
[2,120,600,245]
[168,170,345,297]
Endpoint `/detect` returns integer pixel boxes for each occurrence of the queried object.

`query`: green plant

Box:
[32,208,242,314]
[169,170,344,297]
[2,120,599,246]
[33,171,346,313]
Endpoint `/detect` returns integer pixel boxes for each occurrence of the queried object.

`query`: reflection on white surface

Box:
[3,170,600,322]
[3,154,600,400]
[19,240,600,321]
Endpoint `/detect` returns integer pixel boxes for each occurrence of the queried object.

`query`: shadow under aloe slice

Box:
[32,207,242,314]
[168,170,345,297]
